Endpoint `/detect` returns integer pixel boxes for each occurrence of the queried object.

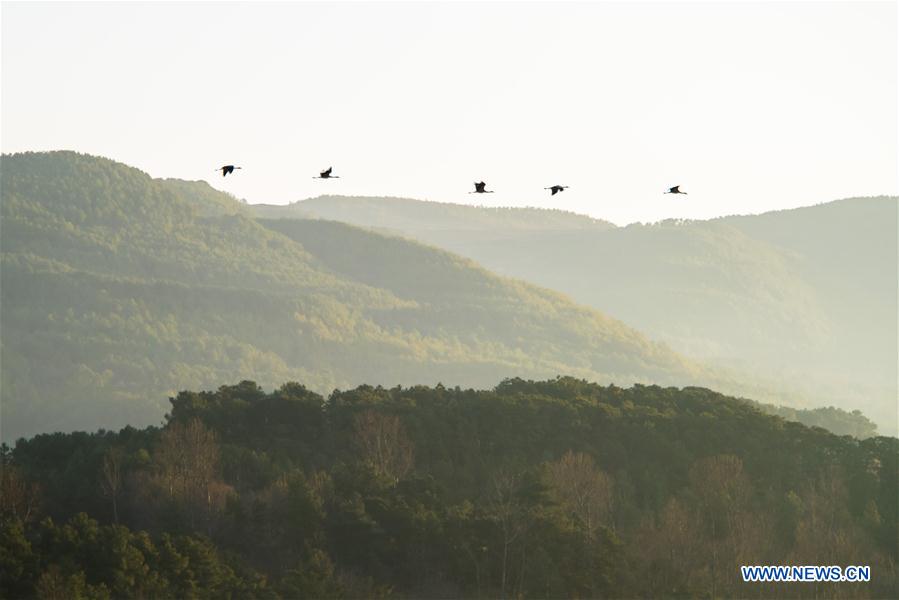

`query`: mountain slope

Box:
[0,151,699,440]
[253,195,614,235]
[260,195,898,434]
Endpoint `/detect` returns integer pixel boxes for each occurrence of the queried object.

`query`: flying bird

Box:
[545,185,568,196]
[215,165,241,177]
[469,181,494,194]
[665,185,687,194]
[315,167,339,179]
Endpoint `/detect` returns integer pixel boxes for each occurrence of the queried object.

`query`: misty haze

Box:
[1,2,896,599]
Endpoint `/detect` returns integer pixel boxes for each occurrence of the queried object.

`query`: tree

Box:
[0,460,40,524]
[352,411,414,483]
[487,470,534,599]
[99,448,124,524]
[0,518,38,598]
[154,418,225,531]
[278,549,343,599]
[687,454,755,597]
[545,450,613,540]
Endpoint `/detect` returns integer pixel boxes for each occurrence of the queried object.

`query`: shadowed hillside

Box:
[262,195,898,434]
[3,378,896,598]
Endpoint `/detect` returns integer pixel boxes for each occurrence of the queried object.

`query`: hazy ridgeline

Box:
[0,151,882,442]
[0,151,895,598]
[1,151,696,441]
[0,151,886,441]
[257,194,899,435]
[2,379,896,598]
[2,0,895,596]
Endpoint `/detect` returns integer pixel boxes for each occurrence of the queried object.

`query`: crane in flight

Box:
[665,185,687,194]
[215,165,241,177]
[545,185,568,196]
[315,167,339,179]
[469,181,494,194]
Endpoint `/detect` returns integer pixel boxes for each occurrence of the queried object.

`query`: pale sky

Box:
[2,1,896,225]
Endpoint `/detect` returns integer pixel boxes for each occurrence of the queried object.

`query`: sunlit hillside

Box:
[263,194,898,434]
[1,151,700,440]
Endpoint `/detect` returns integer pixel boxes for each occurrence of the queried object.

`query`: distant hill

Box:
[253,195,614,237]
[258,195,898,434]
[1,151,701,440]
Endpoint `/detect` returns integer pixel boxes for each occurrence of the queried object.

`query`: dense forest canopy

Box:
[2,377,896,598]
[265,194,898,435]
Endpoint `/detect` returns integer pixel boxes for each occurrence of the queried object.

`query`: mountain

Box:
[256,195,899,434]
[1,151,701,441]
[252,195,615,236]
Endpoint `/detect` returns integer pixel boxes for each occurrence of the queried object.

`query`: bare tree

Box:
[154,418,222,530]
[353,410,414,482]
[545,450,613,540]
[488,470,531,600]
[655,497,701,594]
[688,454,753,597]
[100,448,125,524]
[0,462,40,523]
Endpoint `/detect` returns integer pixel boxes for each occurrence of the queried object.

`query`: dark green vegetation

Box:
[1,151,700,441]
[259,195,899,435]
[2,378,896,598]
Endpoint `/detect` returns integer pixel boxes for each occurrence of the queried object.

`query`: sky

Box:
[2,1,896,225]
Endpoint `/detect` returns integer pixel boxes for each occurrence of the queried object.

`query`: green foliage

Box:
[269,194,899,435]
[754,402,878,439]
[2,513,264,599]
[4,377,897,598]
[1,151,701,441]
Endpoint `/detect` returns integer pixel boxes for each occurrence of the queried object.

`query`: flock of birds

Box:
[214,165,688,196]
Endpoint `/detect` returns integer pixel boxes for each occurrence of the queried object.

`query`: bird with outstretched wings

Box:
[215,165,241,177]
[545,185,568,196]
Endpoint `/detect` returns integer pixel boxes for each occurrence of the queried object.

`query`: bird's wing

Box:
[551,188,559,195]
[323,167,332,176]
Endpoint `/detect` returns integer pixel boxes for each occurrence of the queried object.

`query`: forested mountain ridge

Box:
[262,194,898,434]
[2,378,896,598]
[1,151,704,440]
[252,194,615,234]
